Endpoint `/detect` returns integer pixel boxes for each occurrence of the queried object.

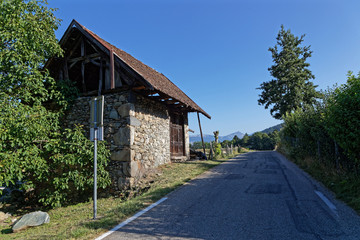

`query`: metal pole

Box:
[93,128,97,219]
[197,112,206,156]
[93,100,98,220]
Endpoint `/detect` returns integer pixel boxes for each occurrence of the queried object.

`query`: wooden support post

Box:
[81,38,86,92]
[98,59,103,96]
[110,49,115,89]
[104,59,110,90]
[209,141,214,160]
[63,57,69,80]
[197,112,206,156]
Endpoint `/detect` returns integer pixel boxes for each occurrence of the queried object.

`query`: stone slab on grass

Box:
[12,211,50,232]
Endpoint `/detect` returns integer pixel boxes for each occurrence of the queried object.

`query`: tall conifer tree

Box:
[258,25,319,119]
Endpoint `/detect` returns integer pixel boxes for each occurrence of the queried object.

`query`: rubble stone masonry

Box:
[64,90,188,195]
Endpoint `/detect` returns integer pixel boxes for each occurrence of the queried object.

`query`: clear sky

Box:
[49,0,360,136]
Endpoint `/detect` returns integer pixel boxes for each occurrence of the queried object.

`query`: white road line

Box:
[94,197,168,240]
[315,190,338,216]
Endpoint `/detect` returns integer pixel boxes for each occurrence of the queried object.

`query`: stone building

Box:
[46,20,210,192]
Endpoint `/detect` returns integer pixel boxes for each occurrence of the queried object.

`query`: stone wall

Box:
[64,91,133,193]
[133,94,171,170]
[64,90,189,194]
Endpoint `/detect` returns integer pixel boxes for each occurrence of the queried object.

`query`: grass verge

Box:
[0,157,234,239]
[278,150,360,213]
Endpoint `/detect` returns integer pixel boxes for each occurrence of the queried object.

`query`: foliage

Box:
[0,0,110,207]
[190,141,210,150]
[279,71,360,174]
[325,72,360,163]
[248,132,277,150]
[213,142,222,157]
[278,73,360,213]
[220,140,231,148]
[258,25,320,119]
[0,0,63,106]
[230,132,278,151]
[241,133,250,146]
[232,135,240,143]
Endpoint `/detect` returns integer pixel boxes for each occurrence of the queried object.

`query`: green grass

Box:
[0,157,236,240]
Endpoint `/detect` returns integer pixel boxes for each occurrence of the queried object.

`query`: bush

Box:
[214,143,222,157]
[280,72,360,172]
[325,72,360,163]
[0,0,111,208]
[0,100,111,207]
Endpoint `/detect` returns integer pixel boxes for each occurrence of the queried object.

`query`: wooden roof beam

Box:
[68,53,101,64]
[165,99,177,104]
[150,96,171,101]
[66,35,82,59]
[113,55,154,90]
[132,86,146,90]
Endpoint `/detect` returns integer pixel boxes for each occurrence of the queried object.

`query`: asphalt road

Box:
[102,151,360,240]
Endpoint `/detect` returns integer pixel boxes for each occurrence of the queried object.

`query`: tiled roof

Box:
[72,20,210,119]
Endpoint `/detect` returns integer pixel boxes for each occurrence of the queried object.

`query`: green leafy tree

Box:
[268,130,280,148]
[231,135,241,146]
[258,25,320,119]
[249,132,264,150]
[221,140,231,148]
[0,0,110,207]
[241,133,250,147]
[190,141,210,150]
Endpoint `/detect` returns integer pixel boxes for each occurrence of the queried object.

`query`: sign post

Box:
[90,96,104,220]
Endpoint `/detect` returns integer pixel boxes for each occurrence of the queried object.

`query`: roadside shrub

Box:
[325,72,360,163]
[214,143,222,157]
[280,72,360,172]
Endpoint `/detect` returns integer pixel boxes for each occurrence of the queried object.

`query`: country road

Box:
[101,151,360,240]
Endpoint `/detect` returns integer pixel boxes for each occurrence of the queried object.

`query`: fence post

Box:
[197,112,206,156]
[209,141,214,160]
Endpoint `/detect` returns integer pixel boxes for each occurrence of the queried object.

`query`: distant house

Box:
[46,20,210,192]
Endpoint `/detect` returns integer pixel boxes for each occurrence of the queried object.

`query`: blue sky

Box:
[49,0,360,136]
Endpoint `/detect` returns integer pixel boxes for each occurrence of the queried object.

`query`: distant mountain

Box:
[189,124,283,143]
[219,131,245,142]
[260,123,283,134]
[189,134,214,143]
[190,131,244,143]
